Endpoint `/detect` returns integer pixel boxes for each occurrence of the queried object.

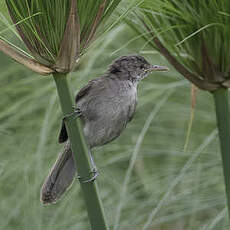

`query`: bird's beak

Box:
[146,65,169,72]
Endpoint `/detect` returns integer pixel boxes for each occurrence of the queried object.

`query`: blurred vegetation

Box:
[126,1,230,228]
[0,1,229,230]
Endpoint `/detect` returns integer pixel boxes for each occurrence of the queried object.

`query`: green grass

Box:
[126,0,230,222]
[0,23,229,229]
[0,2,230,229]
[1,2,123,229]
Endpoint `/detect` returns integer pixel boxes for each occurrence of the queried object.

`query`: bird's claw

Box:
[77,168,98,183]
[63,108,82,121]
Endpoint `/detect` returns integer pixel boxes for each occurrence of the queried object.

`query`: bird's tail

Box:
[41,141,77,204]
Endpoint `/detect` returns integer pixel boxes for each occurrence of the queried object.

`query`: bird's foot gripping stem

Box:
[77,168,99,183]
[63,107,82,121]
[77,151,98,183]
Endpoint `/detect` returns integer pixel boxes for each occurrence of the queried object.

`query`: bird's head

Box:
[108,54,168,82]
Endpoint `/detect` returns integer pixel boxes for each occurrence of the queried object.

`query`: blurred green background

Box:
[0,2,229,230]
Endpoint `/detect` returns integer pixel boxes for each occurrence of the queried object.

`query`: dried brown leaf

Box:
[54,0,81,73]
[0,39,54,75]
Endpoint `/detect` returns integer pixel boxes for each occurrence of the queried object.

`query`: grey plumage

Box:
[41,54,168,204]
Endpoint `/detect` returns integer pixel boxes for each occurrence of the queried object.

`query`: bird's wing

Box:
[58,120,68,143]
[128,99,137,122]
[75,79,98,103]
[58,78,100,143]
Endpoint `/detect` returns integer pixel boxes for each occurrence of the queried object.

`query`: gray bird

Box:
[41,54,168,204]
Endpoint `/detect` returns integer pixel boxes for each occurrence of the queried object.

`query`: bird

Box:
[41,54,168,204]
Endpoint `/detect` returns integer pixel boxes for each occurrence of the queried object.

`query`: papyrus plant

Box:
[3,0,121,73]
[128,0,230,218]
[1,0,122,229]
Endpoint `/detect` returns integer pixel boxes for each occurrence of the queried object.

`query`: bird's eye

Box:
[140,64,145,69]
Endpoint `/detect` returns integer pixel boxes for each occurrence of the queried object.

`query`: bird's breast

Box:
[80,80,137,147]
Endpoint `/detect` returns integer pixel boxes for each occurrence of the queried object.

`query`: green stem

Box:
[213,88,230,217]
[53,73,109,230]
